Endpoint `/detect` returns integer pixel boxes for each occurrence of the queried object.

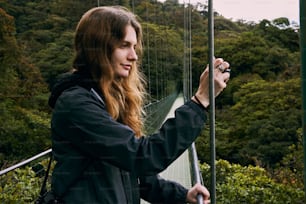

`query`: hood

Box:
[48,71,96,108]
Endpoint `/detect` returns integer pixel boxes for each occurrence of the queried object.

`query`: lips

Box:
[122,64,131,70]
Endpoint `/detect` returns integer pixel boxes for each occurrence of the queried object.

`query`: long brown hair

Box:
[73,6,146,137]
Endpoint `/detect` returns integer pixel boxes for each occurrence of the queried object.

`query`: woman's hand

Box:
[192,57,230,108]
[186,183,210,204]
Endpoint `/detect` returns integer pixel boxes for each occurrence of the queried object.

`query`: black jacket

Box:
[49,72,207,203]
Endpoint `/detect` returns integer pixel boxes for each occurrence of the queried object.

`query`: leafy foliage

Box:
[0,100,51,168]
[0,157,54,203]
[0,167,41,203]
[0,7,50,169]
[272,129,304,189]
[201,160,305,203]
[197,77,302,168]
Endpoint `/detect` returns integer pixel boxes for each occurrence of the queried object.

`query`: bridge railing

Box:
[189,143,204,204]
[144,92,178,134]
[0,149,51,176]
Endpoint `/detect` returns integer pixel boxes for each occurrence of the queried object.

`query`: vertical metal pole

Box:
[300,0,306,201]
[183,1,187,100]
[208,0,216,204]
[189,0,192,98]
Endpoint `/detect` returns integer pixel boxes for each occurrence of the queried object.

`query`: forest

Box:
[0,0,304,203]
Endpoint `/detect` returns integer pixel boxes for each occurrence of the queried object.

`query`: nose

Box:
[128,48,138,61]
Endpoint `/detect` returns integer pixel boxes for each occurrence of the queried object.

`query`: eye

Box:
[120,42,129,48]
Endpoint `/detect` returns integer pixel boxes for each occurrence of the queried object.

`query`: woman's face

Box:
[111,25,138,78]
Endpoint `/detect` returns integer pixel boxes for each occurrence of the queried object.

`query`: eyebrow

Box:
[121,40,137,47]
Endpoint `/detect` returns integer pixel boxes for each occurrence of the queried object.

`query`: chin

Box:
[117,73,129,78]
[121,71,130,78]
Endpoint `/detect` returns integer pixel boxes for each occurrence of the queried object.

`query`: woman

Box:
[48,6,230,204]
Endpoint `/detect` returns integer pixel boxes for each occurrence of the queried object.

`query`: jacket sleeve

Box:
[139,175,188,204]
[52,86,207,176]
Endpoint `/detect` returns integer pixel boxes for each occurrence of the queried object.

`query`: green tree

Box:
[272,128,304,189]
[215,31,293,80]
[223,78,301,167]
[0,8,50,168]
[201,160,304,203]
[33,31,74,87]
[0,7,20,98]
[0,158,54,203]
[255,18,299,52]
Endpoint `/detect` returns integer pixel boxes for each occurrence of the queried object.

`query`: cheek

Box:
[111,50,122,63]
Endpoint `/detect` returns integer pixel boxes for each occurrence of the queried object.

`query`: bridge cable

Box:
[183,1,205,203]
[146,4,151,99]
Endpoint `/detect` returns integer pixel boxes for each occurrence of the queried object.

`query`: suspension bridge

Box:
[142,94,193,204]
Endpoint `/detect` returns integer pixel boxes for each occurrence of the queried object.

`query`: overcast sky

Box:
[212,0,299,24]
[160,0,300,24]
